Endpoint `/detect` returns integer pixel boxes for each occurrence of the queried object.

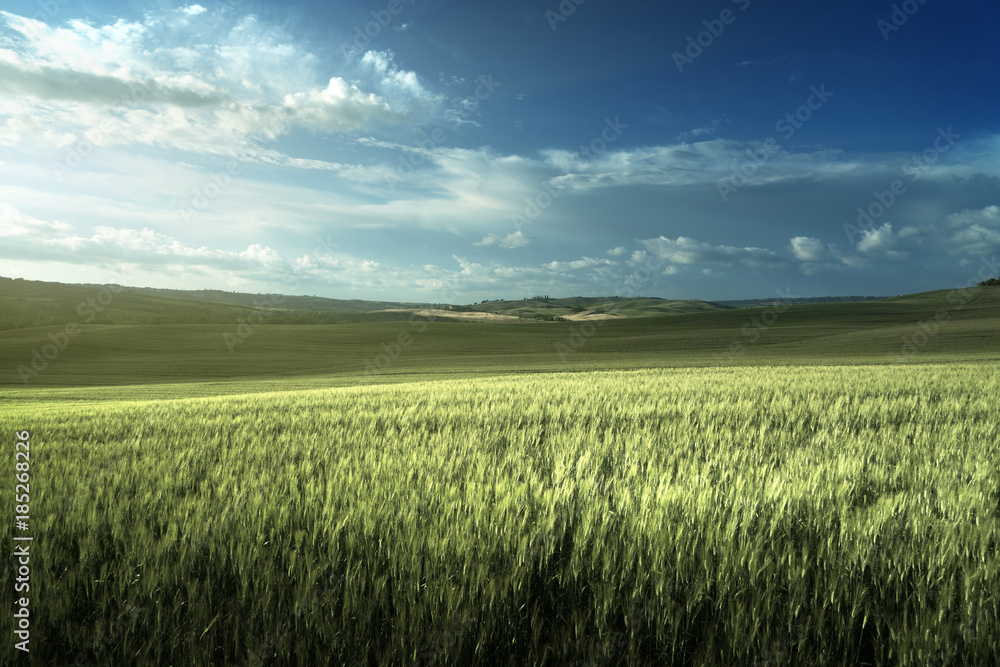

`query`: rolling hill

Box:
[2,280,998,390]
[0,277,725,329]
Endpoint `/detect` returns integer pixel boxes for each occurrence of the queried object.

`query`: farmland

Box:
[1,284,999,665]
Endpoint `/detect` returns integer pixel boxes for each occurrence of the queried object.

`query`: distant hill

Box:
[711,296,890,309]
[0,276,947,334]
[458,296,724,320]
[0,277,725,330]
[0,276,441,331]
[2,286,998,387]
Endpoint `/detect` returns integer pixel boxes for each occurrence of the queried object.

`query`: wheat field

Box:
[3,363,999,665]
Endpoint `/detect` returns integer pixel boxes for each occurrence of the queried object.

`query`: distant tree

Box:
[978,277,1000,286]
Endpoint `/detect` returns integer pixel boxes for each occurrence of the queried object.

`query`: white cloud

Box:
[0,205,292,272]
[0,10,437,158]
[607,246,626,256]
[473,230,530,248]
[944,205,1000,255]
[0,51,228,108]
[282,78,402,132]
[0,202,72,236]
[856,223,898,254]
[789,236,829,261]
[642,235,784,268]
[546,257,616,271]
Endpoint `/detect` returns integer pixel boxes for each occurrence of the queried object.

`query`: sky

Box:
[1,0,999,303]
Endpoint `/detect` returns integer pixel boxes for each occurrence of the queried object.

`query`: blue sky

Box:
[1,0,999,303]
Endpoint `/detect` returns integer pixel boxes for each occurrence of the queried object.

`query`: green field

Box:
[2,282,999,665]
[464,296,726,320]
[3,286,1000,388]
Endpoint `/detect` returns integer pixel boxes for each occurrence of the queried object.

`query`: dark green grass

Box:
[2,287,998,388]
[0,276,437,330]
[467,296,725,319]
[0,277,716,330]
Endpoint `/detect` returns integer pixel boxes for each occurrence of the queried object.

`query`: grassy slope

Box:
[0,277,718,329]
[0,276,436,330]
[2,287,998,664]
[467,296,724,319]
[1,287,998,395]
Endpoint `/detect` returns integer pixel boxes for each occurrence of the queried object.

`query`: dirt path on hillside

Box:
[376,309,524,321]
[561,310,622,321]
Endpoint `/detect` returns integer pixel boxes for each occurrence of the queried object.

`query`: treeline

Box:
[0,309,434,331]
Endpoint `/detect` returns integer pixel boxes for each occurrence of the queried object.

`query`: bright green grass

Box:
[2,365,998,666]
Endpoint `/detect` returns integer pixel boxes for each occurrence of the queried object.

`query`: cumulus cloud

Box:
[473,230,530,248]
[789,236,829,261]
[546,257,616,271]
[0,10,436,158]
[0,209,285,274]
[282,78,402,132]
[0,202,72,236]
[642,235,784,268]
[0,203,407,290]
[856,223,899,254]
[944,205,1000,255]
[361,50,433,100]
